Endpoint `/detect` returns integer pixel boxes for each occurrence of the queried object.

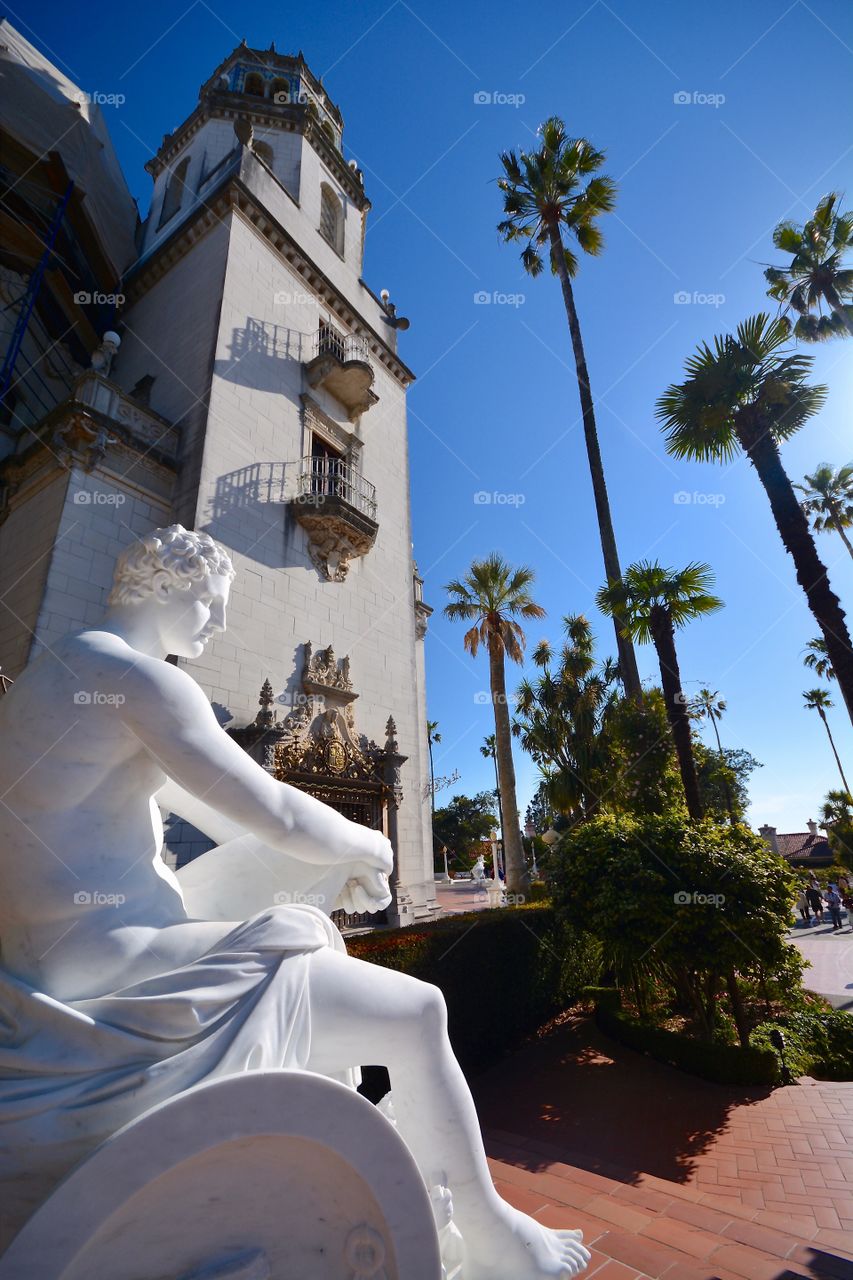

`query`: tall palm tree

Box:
[657,313,853,728]
[691,687,735,823]
[795,463,853,561]
[444,555,546,892]
[480,733,504,871]
[598,561,723,821]
[764,193,853,340]
[497,118,641,700]
[803,636,835,681]
[803,688,851,793]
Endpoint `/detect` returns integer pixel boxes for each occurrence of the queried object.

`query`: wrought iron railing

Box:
[314,326,371,365]
[297,454,377,520]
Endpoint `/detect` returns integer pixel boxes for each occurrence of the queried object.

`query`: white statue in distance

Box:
[0,524,588,1279]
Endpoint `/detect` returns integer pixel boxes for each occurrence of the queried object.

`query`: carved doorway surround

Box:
[229,643,408,928]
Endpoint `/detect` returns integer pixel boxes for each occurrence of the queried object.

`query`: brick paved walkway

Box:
[474,1016,853,1279]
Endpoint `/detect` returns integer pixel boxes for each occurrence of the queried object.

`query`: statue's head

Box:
[107,525,236,658]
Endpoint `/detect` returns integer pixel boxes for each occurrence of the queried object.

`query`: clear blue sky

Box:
[22,0,853,834]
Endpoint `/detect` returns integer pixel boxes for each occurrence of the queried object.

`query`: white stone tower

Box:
[0,33,437,926]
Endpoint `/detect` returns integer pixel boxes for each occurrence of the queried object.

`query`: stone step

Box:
[486,1129,853,1280]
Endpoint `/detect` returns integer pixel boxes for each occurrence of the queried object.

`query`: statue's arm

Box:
[154,775,246,845]
[118,656,390,873]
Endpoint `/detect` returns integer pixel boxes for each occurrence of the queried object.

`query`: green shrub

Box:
[348,906,599,1072]
[598,1007,780,1085]
[551,814,803,1043]
[751,1008,853,1081]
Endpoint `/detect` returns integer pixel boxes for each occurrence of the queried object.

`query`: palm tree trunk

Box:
[710,716,736,825]
[650,610,704,821]
[547,224,642,700]
[488,640,526,893]
[827,500,853,562]
[737,417,853,728]
[818,707,851,793]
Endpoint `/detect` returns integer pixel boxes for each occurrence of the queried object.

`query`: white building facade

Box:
[0,31,437,926]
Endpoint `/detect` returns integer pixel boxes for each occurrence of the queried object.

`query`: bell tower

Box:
[141,42,370,278]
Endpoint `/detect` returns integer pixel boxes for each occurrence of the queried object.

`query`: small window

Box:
[321,120,335,145]
[271,77,290,104]
[244,72,265,98]
[319,185,343,255]
[158,156,190,228]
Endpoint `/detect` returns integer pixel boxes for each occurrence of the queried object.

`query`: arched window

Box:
[319,185,343,255]
[321,120,335,145]
[271,77,290,104]
[157,155,190,228]
[254,141,273,168]
[244,72,265,98]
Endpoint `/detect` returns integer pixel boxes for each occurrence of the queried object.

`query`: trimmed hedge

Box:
[595,1006,780,1086]
[348,906,598,1073]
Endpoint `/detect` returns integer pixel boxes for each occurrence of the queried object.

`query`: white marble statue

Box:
[0,524,588,1279]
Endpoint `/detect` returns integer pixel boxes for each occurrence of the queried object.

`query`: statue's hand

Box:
[338,865,393,915]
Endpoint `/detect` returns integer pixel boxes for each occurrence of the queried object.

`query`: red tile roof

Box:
[775,830,831,862]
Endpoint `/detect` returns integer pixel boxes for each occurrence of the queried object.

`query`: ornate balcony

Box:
[291,454,378,582]
[304,327,378,422]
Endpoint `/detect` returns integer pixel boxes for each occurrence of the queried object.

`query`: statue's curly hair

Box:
[107,525,235,607]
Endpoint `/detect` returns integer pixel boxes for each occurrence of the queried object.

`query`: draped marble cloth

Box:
[0,904,352,1232]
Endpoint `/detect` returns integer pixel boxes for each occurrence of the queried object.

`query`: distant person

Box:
[825,884,844,931]
[796,887,811,923]
[806,882,824,924]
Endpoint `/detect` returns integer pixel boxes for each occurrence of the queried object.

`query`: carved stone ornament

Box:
[296,509,376,582]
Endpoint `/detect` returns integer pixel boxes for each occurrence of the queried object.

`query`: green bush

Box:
[551,814,803,1043]
[751,1008,853,1081]
[348,906,599,1072]
[598,1007,780,1085]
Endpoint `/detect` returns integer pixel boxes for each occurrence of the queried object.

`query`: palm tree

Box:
[795,463,853,561]
[657,313,853,728]
[598,561,723,821]
[764,193,853,340]
[803,688,851,793]
[803,636,835,681]
[691,687,735,823]
[497,118,641,700]
[480,733,504,872]
[444,554,546,892]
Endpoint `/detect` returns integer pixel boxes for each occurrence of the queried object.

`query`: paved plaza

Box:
[477,1016,853,1280]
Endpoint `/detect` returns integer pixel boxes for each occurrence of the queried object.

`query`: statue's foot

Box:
[466,1202,590,1279]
